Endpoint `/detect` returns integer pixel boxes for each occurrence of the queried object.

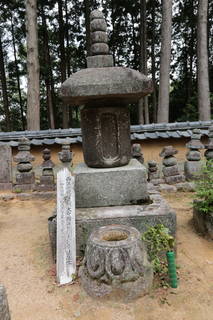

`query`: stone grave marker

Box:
[0,145,12,191]
[56,168,76,285]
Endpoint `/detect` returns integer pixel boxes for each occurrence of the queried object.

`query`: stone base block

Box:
[13,184,35,192]
[184,161,202,181]
[35,184,55,192]
[76,192,176,255]
[86,55,114,68]
[40,175,54,184]
[74,159,148,208]
[48,192,176,257]
[0,183,12,191]
[165,175,185,185]
[163,165,179,177]
[16,172,35,184]
[151,178,164,186]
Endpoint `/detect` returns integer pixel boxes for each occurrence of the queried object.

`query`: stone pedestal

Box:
[37,168,55,191]
[73,159,148,208]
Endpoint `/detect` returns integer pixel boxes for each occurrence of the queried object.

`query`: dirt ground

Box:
[0,192,213,320]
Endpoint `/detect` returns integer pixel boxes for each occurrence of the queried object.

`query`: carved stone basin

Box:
[79,225,153,301]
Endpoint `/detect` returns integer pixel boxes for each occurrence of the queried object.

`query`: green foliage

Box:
[194,160,213,214]
[142,224,174,274]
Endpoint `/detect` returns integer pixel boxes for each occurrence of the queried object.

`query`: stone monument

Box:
[58,9,176,264]
[160,146,185,184]
[131,143,144,164]
[148,160,163,185]
[0,145,12,191]
[42,148,55,168]
[61,9,152,207]
[13,137,35,191]
[58,143,73,168]
[184,129,204,180]
[36,148,55,191]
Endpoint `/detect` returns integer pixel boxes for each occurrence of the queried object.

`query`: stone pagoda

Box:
[61,10,152,207]
[184,129,204,180]
[59,10,175,255]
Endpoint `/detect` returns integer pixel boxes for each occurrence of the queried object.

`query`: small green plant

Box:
[194,160,213,214]
[142,224,174,274]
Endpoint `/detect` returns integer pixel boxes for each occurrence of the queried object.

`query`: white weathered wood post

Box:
[56,168,76,285]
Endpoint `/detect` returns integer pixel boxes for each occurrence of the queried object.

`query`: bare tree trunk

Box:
[0,32,11,131]
[138,0,149,124]
[65,0,71,76]
[11,17,25,130]
[41,5,55,129]
[157,0,172,123]
[197,0,211,120]
[138,99,144,124]
[26,0,40,131]
[84,0,91,56]
[111,0,116,65]
[64,0,73,127]
[151,0,157,123]
[58,0,69,128]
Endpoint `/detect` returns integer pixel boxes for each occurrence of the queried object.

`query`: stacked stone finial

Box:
[87,10,113,68]
[42,148,54,168]
[90,10,109,55]
[184,129,204,180]
[131,144,144,164]
[205,125,213,161]
[160,146,185,185]
[148,160,164,185]
[58,143,73,167]
[14,137,35,191]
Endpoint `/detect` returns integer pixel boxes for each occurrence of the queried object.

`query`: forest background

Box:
[0,0,212,132]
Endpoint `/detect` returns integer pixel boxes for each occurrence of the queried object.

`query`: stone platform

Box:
[76,190,176,255]
[74,159,149,208]
[48,190,176,258]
